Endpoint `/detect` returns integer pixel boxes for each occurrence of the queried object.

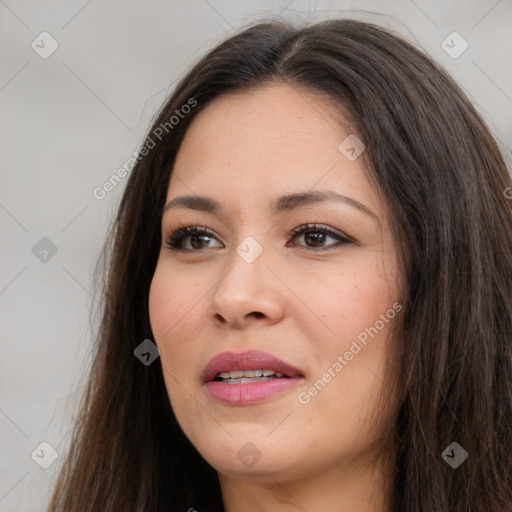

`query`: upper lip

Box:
[203,350,304,383]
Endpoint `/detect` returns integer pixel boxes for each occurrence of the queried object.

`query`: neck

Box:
[218,454,389,512]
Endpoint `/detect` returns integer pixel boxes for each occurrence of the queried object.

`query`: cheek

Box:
[148,266,197,403]
[148,266,171,339]
[148,262,208,383]
[149,263,198,339]
[303,262,394,340]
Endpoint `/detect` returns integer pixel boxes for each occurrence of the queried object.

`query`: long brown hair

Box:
[47,18,512,511]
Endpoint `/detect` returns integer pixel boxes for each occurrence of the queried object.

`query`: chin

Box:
[192,430,301,478]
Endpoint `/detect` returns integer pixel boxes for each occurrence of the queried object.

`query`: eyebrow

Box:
[163,190,379,224]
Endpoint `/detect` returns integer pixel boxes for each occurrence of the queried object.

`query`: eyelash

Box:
[165,222,352,252]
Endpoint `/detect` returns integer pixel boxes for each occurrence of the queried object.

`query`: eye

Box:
[287,223,352,251]
[165,224,223,251]
[165,222,352,252]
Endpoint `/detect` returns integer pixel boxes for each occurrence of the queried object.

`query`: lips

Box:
[203,350,304,383]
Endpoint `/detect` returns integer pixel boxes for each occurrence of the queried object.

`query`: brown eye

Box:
[165,223,351,253]
[166,226,223,251]
[289,223,351,251]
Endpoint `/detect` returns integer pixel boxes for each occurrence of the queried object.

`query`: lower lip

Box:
[205,377,304,405]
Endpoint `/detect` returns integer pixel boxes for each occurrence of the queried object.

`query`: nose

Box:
[206,246,285,329]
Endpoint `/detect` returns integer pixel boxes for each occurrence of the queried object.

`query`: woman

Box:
[47,17,512,512]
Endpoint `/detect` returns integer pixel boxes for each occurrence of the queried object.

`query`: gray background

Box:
[1,1,511,510]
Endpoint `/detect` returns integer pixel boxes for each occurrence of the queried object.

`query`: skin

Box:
[149,83,402,511]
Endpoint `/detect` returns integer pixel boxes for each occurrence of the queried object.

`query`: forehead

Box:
[167,84,379,216]
[176,84,344,164]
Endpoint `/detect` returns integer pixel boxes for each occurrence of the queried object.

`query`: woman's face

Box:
[149,84,401,486]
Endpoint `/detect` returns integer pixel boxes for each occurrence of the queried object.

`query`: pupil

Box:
[305,232,325,247]
[191,235,209,249]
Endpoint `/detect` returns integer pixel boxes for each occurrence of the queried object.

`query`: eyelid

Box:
[164,221,352,252]
[289,222,353,244]
[165,223,223,250]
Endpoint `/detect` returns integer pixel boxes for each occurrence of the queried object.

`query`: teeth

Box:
[223,377,273,384]
[217,369,284,379]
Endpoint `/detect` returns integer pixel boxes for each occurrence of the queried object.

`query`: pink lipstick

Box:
[203,350,305,405]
